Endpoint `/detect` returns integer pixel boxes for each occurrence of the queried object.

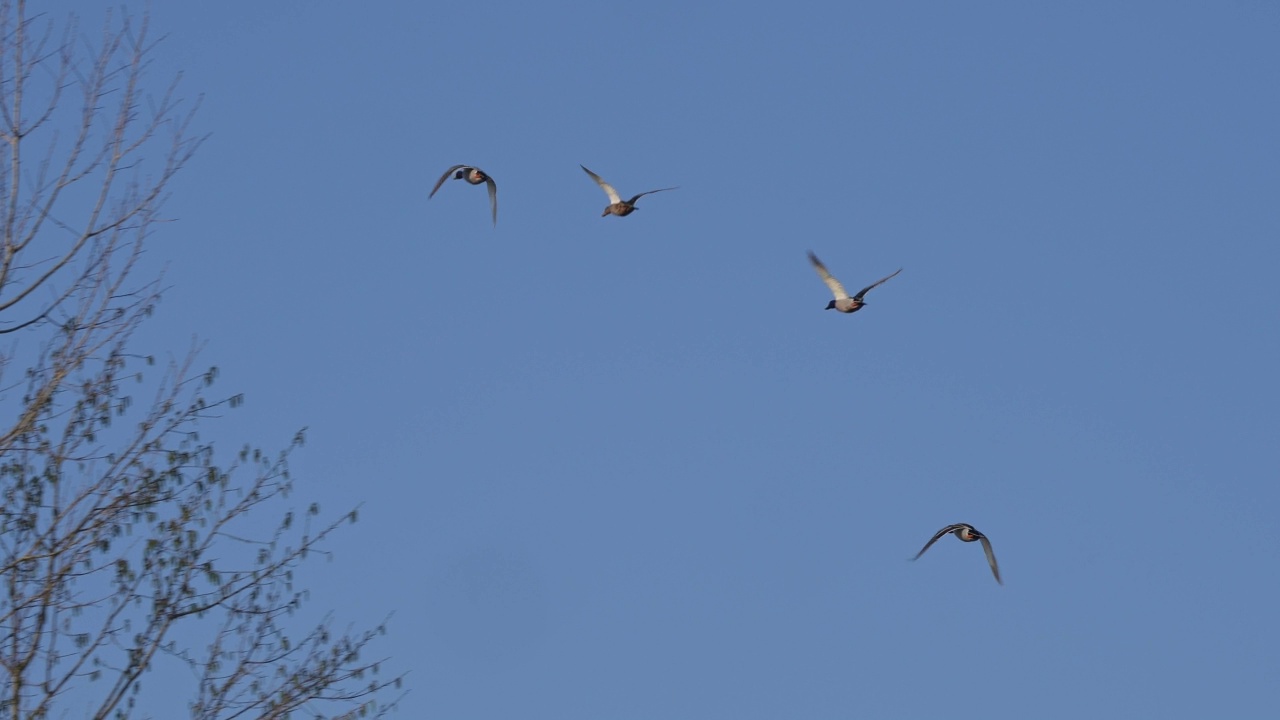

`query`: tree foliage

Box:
[0,3,400,717]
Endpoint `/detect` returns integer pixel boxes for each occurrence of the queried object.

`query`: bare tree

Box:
[0,3,400,718]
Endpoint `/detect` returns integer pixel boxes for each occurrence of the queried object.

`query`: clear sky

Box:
[41,1,1280,717]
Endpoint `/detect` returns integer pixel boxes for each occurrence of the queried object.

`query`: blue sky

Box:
[40,1,1280,717]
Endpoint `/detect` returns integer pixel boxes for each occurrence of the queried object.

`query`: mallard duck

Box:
[429,165,498,226]
[807,251,901,313]
[912,523,1002,585]
[580,165,676,217]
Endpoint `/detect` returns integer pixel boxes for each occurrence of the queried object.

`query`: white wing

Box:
[807,251,849,300]
[581,165,622,205]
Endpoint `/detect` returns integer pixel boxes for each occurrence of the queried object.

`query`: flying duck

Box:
[807,251,901,313]
[429,165,498,226]
[580,165,677,217]
[911,523,1002,585]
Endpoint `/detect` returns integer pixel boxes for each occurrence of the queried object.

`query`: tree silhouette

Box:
[0,3,400,717]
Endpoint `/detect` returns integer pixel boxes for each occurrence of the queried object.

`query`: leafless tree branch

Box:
[0,3,402,718]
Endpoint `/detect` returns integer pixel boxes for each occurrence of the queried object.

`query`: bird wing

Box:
[807,251,849,300]
[626,187,678,204]
[429,165,467,199]
[485,175,498,226]
[978,535,1003,585]
[852,268,903,301]
[581,165,622,204]
[912,524,965,561]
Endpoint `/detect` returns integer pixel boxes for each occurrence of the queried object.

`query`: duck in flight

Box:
[580,165,677,217]
[807,251,901,314]
[429,165,498,226]
[911,523,1002,585]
